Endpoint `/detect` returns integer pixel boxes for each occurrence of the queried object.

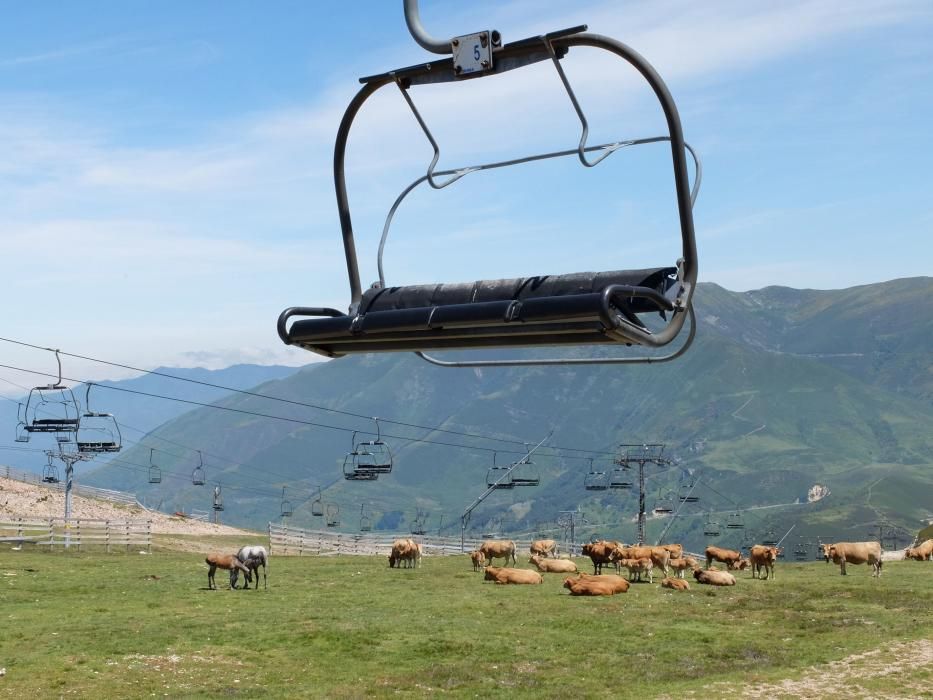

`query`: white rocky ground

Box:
[0,476,256,536]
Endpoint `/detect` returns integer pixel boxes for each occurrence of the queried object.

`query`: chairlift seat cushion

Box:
[283,267,678,356]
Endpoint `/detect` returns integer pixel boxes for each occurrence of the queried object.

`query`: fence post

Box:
[147,520,152,553]
[125,521,130,552]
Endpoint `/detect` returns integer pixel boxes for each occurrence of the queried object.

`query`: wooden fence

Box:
[0,518,151,552]
[268,523,551,557]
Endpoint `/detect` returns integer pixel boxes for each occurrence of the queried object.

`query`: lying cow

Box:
[749,545,781,580]
[668,556,698,579]
[563,574,629,596]
[529,539,559,558]
[660,576,690,591]
[479,540,517,567]
[470,550,486,571]
[705,546,748,571]
[822,542,882,577]
[617,557,653,583]
[693,567,736,586]
[528,554,577,574]
[904,539,933,561]
[483,566,542,585]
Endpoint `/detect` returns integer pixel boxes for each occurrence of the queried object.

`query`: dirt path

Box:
[0,477,257,537]
[702,639,933,699]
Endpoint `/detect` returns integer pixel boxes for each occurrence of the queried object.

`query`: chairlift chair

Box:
[148,448,161,484]
[609,466,633,490]
[486,452,515,489]
[343,452,379,481]
[360,505,372,532]
[310,487,325,516]
[277,1,699,369]
[703,514,720,538]
[41,455,60,484]
[583,459,609,491]
[14,404,29,443]
[75,383,122,453]
[348,419,393,475]
[652,490,674,515]
[326,503,340,527]
[794,542,808,561]
[212,484,224,511]
[762,531,778,547]
[280,487,293,517]
[191,451,206,486]
[510,460,539,487]
[23,350,80,434]
[726,512,744,529]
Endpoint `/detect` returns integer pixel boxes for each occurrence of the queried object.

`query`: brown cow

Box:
[705,546,746,570]
[613,545,671,576]
[389,538,421,568]
[479,540,517,567]
[693,568,736,586]
[205,553,250,590]
[528,554,577,574]
[470,550,486,571]
[668,556,698,579]
[659,543,684,560]
[581,542,617,575]
[563,574,630,596]
[483,566,543,585]
[660,576,690,591]
[822,542,882,576]
[617,557,653,583]
[904,539,933,561]
[749,545,781,580]
[529,539,559,558]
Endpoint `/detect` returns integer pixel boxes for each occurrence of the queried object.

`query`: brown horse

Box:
[205,553,250,590]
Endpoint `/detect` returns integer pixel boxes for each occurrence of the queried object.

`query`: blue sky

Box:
[1,0,931,385]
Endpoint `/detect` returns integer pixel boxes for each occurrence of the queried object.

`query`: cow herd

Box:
[440,536,929,596]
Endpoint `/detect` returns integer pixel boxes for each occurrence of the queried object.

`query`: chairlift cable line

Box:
[0,336,616,458]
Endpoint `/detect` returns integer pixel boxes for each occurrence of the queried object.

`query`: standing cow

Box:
[822,542,882,577]
[749,545,780,580]
[478,540,516,567]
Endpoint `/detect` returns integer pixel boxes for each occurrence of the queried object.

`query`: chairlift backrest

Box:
[277,3,699,368]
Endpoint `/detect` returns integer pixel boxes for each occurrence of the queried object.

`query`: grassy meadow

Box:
[0,540,931,698]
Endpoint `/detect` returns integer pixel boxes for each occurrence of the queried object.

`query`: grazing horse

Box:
[205,553,250,590]
[235,545,268,590]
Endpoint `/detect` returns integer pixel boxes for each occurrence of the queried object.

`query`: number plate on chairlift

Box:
[452,31,493,76]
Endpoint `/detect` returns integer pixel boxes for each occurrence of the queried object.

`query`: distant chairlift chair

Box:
[583,459,609,491]
[277,1,699,369]
[192,451,206,486]
[148,448,161,484]
[75,383,122,454]
[23,350,80,435]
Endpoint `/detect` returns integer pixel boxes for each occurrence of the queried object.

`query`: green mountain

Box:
[83,278,933,550]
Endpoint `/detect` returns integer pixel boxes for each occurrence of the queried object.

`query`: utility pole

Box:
[48,449,89,548]
[557,509,586,555]
[615,444,671,545]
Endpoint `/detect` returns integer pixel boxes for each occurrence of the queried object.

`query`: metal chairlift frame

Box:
[75,383,122,454]
[583,458,609,491]
[23,350,80,434]
[277,0,699,369]
[191,451,206,486]
[148,448,161,484]
[280,487,293,517]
